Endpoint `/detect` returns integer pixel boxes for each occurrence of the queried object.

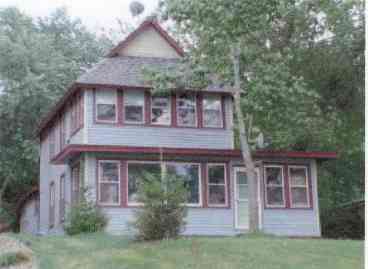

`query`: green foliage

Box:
[64,189,108,235]
[321,201,364,240]
[0,7,112,215]
[131,171,187,241]
[0,206,16,227]
[0,251,30,267]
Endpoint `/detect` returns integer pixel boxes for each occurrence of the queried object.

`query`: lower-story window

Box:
[166,163,201,206]
[207,164,227,206]
[127,162,201,206]
[49,182,55,228]
[289,166,310,208]
[127,162,161,205]
[98,160,120,205]
[264,165,285,208]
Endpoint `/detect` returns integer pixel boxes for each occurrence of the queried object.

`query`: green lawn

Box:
[13,233,363,269]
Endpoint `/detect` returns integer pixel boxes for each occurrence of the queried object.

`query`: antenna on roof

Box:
[129,1,145,17]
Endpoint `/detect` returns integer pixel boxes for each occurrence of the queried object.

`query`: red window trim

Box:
[96,159,232,209]
[92,88,227,130]
[206,163,229,208]
[263,163,313,210]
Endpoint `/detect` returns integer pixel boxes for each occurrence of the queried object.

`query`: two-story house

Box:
[37,19,336,236]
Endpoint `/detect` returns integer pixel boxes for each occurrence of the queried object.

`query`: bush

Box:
[131,171,187,241]
[321,200,364,239]
[0,252,30,267]
[64,189,108,235]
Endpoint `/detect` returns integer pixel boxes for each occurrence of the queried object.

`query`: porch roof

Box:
[51,144,337,165]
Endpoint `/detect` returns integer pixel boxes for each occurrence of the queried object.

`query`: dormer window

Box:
[177,93,197,127]
[96,89,117,123]
[151,95,171,125]
[124,90,145,124]
[203,94,223,128]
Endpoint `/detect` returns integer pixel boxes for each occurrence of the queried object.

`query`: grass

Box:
[12,233,363,269]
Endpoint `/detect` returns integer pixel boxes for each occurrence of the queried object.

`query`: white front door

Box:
[234,167,261,230]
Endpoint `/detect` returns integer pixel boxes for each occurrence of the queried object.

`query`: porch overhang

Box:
[51,144,337,165]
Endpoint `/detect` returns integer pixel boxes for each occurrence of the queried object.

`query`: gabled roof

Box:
[106,19,185,58]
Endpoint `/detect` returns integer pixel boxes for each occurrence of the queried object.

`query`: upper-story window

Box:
[151,95,171,125]
[177,93,197,127]
[96,89,117,123]
[203,95,223,128]
[124,90,145,124]
[60,114,66,149]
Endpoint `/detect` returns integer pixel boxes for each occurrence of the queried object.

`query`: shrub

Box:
[0,252,30,267]
[131,171,187,241]
[64,188,108,235]
[321,200,364,239]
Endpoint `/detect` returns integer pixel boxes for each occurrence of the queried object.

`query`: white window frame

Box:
[126,161,202,207]
[264,165,286,208]
[203,94,223,128]
[98,160,121,206]
[288,165,310,208]
[207,163,228,207]
[151,95,171,125]
[124,90,145,124]
[95,89,118,123]
[176,93,197,127]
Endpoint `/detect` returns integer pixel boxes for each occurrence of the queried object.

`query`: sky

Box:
[0,0,159,31]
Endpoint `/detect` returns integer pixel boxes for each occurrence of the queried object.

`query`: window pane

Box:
[177,93,196,126]
[203,95,222,127]
[208,165,225,184]
[125,106,143,122]
[209,185,226,204]
[237,172,247,184]
[238,185,248,200]
[266,186,284,206]
[100,183,119,204]
[97,104,116,121]
[128,163,161,203]
[167,163,200,204]
[291,187,308,206]
[100,162,119,182]
[289,167,307,186]
[265,167,283,185]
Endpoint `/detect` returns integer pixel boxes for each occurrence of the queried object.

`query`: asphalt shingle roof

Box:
[76,56,229,92]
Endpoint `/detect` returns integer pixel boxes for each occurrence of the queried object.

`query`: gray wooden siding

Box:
[85,90,234,149]
[262,160,321,236]
[39,137,70,235]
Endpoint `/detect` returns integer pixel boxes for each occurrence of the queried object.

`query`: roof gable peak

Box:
[106,19,184,58]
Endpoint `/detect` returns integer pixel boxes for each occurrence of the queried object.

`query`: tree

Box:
[151,0,321,232]
[0,7,112,215]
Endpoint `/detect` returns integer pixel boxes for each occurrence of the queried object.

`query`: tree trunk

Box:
[0,177,12,209]
[232,45,259,232]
